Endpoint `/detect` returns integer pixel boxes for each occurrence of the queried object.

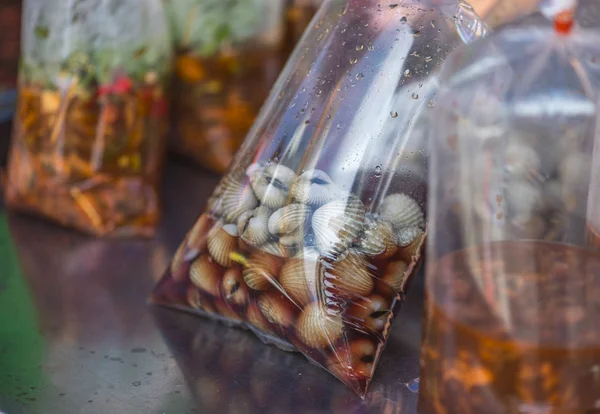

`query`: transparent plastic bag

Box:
[420,2,600,412]
[165,0,285,173]
[152,0,485,396]
[5,0,172,237]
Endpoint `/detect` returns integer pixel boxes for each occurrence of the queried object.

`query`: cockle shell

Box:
[250,164,297,209]
[290,169,341,206]
[187,213,211,252]
[237,206,271,246]
[258,291,296,328]
[346,294,393,334]
[358,215,398,259]
[260,242,288,258]
[312,197,366,259]
[187,286,209,311]
[222,267,248,307]
[379,193,424,232]
[207,224,238,267]
[246,303,275,335]
[189,255,222,296]
[279,249,320,307]
[327,338,378,380]
[381,260,409,292]
[171,242,190,282]
[296,302,344,349]
[397,227,426,262]
[397,226,423,247]
[324,250,374,297]
[243,252,283,291]
[218,170,259,223]
[268,204,312,236]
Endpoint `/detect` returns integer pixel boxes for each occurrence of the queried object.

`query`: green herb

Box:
[34,25,49,39]
[165,0,267,57]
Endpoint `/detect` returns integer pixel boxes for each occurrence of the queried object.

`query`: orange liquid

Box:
[419,241,600,414]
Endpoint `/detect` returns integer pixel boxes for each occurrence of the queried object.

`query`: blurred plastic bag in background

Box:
[165,0,285,173]
[420,0,600,412]
[5,0,172,237]
[152,0,486,396]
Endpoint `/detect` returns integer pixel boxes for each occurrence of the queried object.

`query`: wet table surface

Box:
[0,159,424,414]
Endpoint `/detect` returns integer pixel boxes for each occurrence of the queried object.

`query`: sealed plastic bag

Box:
[152,0,485,396]
[420,1,600,412]
[165,0,285,173]
[5,0,172,237]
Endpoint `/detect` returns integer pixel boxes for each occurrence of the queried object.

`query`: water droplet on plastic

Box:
[368,44,375,51]
[304,120,311,125]
[412,93,419,100]
[390,111,399,118]
[349,57,358,64]
[411,51,421,57]
[356,72,364,80]
[132,381,141,387]
[412,30,421,37]
[356,44,364,51]
[404,69,411,77]
[428,100,436,108]
[374,165,382,177]
[425,56,433,62]
[400,16,407,23]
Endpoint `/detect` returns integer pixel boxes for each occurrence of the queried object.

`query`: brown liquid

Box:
[152,209,426,396]
[419,241,600,414]
[5,81,168,237]
[171,46,282,173]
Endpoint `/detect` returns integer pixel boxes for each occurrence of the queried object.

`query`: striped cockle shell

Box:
[189,255,222,296]
[379,193,424,232]
[243,252,283,290]
[327,338,378,380]
[290,169,341,206]
[218,170,259,223]
[312,197,366,259]
[324,250,374,297]
[358,215,398,259]
[279,249,320,307]
[397,226,423,247]
[171,242,190,282]
[260,242,288,258]
[250,163,297,210]
[222,267,248,307]
[258,291,296,328]
[398,227,426,263]
[207,224,238,267]
[382,260,409,292]
[237,206,271,246]
[346,294,393,334]
[246,302,274,334]
[297,302,344,349]
[187,213,211,252]
[268,204,312,236]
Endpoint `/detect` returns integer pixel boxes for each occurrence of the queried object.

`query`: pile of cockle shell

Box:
[163,162,426,395]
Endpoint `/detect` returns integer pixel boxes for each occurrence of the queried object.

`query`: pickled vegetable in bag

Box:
[420,1,600,412]
[152,0,485,396]
[165,0,285,173]
[5,0,172,237]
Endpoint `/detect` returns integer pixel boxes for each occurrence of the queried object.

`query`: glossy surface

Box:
[0,159,423,414]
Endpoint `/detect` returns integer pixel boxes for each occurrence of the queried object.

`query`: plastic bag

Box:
[420,1,600,412]
[165,0,285,173]
[5,0,172,237]
[152,0,485,396]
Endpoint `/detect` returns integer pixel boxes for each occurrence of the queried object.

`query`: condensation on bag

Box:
[5,0,172,237]
[151,0,486,396]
